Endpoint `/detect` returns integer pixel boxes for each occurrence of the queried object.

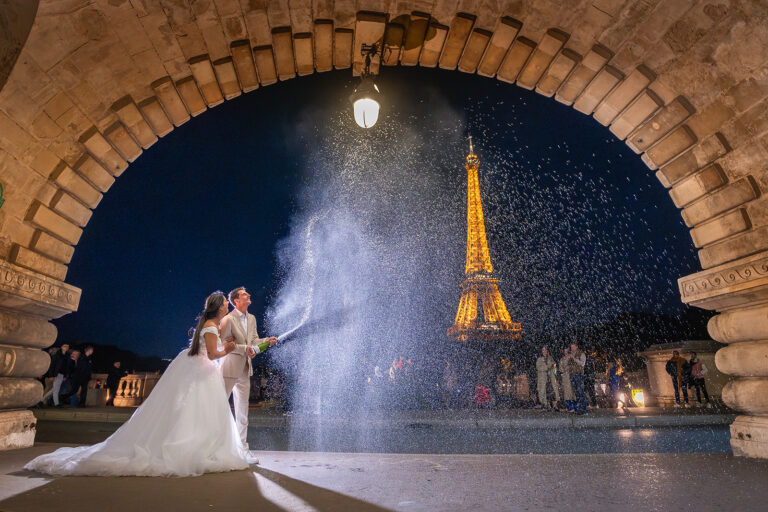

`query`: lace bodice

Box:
[197,325,220,357]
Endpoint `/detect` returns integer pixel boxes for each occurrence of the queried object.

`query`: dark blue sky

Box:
[53,67,701,359]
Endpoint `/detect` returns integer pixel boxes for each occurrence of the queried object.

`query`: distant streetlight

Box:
[350,43,382,129]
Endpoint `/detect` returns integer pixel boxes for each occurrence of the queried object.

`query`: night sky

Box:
[53,67,702,359]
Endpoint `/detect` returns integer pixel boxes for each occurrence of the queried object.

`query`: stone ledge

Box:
[678,250,768,310]
[0,410,35,450]
[0,259,80,318]
[731,415,768,458]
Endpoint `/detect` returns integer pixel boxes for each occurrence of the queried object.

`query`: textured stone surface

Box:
[0,410,35,451]
[0,377,40,409]
[716,341,768,377]
[0,308,55,348]
[722,378,768,415]
[0,260,79,318]
[0,343,49,378]
[709,305,768,344]
[731,415,768,459]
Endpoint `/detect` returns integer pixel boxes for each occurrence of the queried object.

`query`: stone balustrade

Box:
[112,373,161,408]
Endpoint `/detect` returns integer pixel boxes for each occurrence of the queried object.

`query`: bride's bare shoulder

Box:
[202,320,219,331]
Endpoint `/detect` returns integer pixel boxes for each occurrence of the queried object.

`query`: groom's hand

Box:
[245,346,256,358]
[267,336,278,347]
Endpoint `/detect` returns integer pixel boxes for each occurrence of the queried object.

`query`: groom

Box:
[220,286,277,449]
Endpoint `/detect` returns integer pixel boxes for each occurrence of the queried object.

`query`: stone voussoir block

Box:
[49,161,102,208]
[594,65,655,126]
[103,122,142,163]
[73,154,115,193]
[49,190,92,227]
[573,65,623,115]
[627,96,695,154]
[382,22,405,67]
[271,27,296,80]
[333,28,354,70]
[419,22,448,68]
[213,57,243,99]
[175,76,207,117]
[609,89,664,140]
[313,20,334,72]
[656,133,730,187]
[555,44,612,106]
[79,127,129,177]
[698,225,768,269]
[189,55,225,107]
[496,37,536,84]
[25,201,82,245]
[536,49,580,98]
[30,229,74,264]
[399,12,430,67]
[645,124,697,168]
[137,97,174,137]
[477,17,521,78]
[230,40,259,92]
[151,77,191,127]
[293,33,315,76]
[110,97,158,149]
[253,45,278,85]
[517,29,569,91]
[669,164,727,207]
[439,13,475,71]
[682,177,760,227]
[690,208,751,248]
[458,28,491,74]
[9,244,68,281]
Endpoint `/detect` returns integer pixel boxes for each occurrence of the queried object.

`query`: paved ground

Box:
[2,444,767,512]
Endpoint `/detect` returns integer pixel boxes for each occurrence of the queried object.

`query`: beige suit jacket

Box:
[219,309,264,379]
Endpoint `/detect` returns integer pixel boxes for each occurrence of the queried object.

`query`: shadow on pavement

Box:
[0,465,392,512]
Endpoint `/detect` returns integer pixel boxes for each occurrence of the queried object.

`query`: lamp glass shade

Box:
[353,97,380,128]
[349,78,381,129]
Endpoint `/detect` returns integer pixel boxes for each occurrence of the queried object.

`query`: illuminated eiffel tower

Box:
[447,137,521,342]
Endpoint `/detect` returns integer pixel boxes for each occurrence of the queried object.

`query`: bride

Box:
[25,291,258,477]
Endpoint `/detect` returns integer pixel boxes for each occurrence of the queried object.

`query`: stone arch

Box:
[1,1,768,457]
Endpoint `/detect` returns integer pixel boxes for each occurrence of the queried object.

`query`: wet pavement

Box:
[2,445,767,511]
[37,420,731,454]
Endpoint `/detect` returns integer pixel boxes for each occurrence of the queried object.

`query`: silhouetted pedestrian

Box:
[689,351,712,408]
[665,350,690,407]
[106,361,125,406]
[567,343,588,414]
[41,343,69,407]
[61,346,93,407]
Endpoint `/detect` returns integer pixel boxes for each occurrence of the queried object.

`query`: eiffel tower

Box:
[447,137,522,343]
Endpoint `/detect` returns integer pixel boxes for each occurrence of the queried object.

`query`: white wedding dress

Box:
[25,326,256,477]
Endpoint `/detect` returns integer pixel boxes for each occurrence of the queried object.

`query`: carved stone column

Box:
[0,259,80,449]
[679,250,768,459]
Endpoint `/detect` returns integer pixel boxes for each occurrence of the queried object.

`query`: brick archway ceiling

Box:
[0,1,766,296]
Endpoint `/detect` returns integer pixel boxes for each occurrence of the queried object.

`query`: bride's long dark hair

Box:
[188,292,226,356]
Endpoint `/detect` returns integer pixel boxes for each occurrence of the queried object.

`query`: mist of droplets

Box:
[265,79,700,445]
